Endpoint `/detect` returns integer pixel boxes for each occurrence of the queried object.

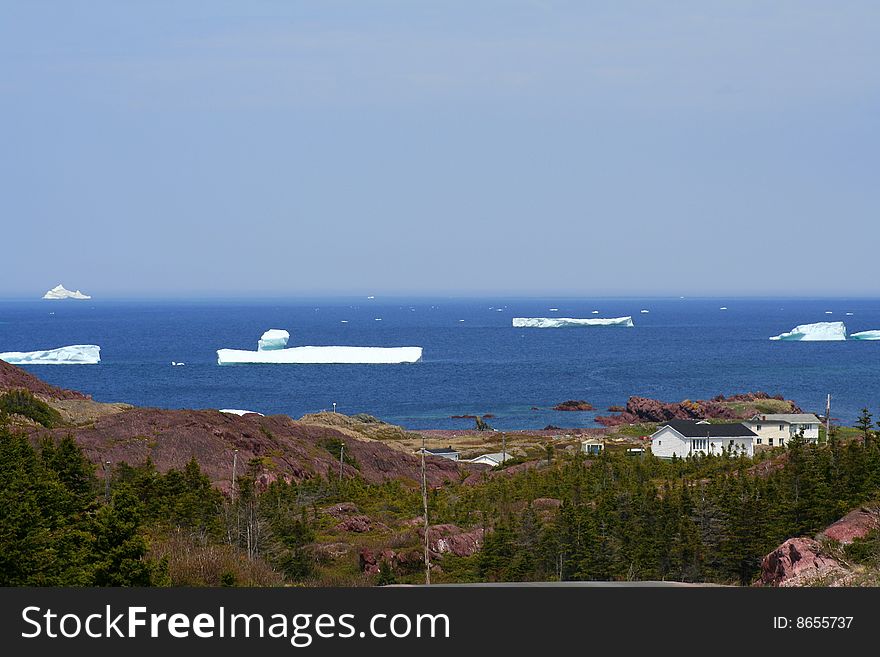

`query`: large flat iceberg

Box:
[850,330,880,341]
[217,329,422,364]
[769,322,847,341]
[43,284,91,300]
[512,316,634,328]
[0,344,100,364]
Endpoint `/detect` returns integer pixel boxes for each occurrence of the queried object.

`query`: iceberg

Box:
[512,316,634,328]
[219,409,264,416]
[217,329,422,365]
[258,329,290,351]
[0,344,100,364]
[769,322,847,341]
[43,284,91,300]
[218,345,422,365]
[850,330,880,341]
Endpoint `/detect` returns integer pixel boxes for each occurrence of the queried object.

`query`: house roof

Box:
[472,452,509,462]
[421,447,459,454]
[746,414,820,424]
[658,420,757,438]
[581,438,604,445]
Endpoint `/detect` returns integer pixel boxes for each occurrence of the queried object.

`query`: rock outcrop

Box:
[820,507,880,544]
[553,400,595,411]
[595,392,802,426]
[759,506,880,586]
[0,359,90,400]
[760,538,848,587]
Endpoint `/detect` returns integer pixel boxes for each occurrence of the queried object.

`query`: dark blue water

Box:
[1,297,879,429]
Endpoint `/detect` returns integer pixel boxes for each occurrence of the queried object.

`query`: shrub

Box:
[0,389,61,427]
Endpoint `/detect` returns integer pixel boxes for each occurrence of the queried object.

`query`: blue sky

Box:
[2,1,878,297]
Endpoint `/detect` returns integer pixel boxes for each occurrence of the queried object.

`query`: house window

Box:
[757,438,762,445]
[769,438,774,446]
[691,438,707,451]
[756,424,762,431]
[779,424,785,431]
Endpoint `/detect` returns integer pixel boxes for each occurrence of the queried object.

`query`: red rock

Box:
[419,524,485,558]
[335,515,372,533]
[595,393,801,426]
[820,507,880,544]
[553,400,594,411]
[760,537,848,587]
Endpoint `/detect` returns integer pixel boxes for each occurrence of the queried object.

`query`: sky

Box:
[1,1,878,298]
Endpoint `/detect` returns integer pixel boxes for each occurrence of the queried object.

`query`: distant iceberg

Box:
[217,329,422,365]
[43,284,91,300]
[850,330,880,341]
[512,316,634,328]
[769,322,847,341]
[219,409,264,416]
[0,344,100,364]
[257,329,290,351]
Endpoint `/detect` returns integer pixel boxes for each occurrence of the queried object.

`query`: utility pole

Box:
[232,449,239,502]
[502,432,506,464]
[420,434,431,585]
[339,443,345,482]
[825,394,832,442]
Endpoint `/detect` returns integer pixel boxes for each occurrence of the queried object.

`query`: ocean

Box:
[1,297,879,429]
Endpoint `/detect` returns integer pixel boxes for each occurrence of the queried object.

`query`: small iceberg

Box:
[846,312,854,316]
[769,322,847,341]
[640,309,649,314]
[549,308,559,312]
[171,361,185,366]
[825,311,833,315]
[219,409,264,416]
[0,344,100,364]
[258,329,290,351]
[43,284,91,300]
[512,316,634,328]
[850,330,880,341]
[591,310,599,314]
[217,330,422,365]
[719,307,728,311]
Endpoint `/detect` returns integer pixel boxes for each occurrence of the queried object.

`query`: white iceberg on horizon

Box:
[218,345,422,365]
[769,321,847,341]
[219,409,264,416]
[0,344,100,364]
[850,330,880,341]
[43,284,91,300]
[512,316,634,328]
[258,329,290,351]
[218,329,422,365]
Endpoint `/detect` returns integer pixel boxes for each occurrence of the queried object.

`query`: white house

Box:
[650,420,757,459]
[581,438,604,456]
[466,452,511,466]
[417,446,460,461]
[742,414,821,447]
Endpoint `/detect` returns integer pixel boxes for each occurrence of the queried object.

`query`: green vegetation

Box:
[0,390,62,427]
[3,407,880,587]
[317,436,359,470]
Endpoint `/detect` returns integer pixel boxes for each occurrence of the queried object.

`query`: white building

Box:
[650,420,757,459]
[417,446,460,461]
[466,452,511,466]
[581,438,604,456]
[742,414,821,447]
